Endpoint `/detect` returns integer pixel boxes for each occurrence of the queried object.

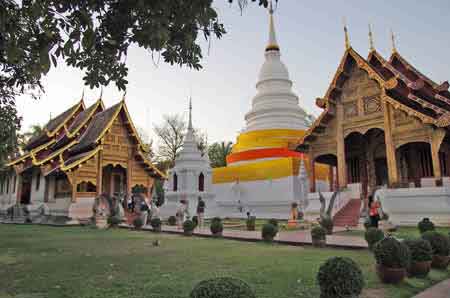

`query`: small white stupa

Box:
[162,99,215,217]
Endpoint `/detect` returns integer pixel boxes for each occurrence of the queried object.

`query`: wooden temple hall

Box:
[297,28,450,198]
[0,98,164,219]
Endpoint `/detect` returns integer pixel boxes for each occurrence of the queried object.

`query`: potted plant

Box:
[210,217,223,237]
[246,216,256,231]
[364,228,384,250]
[192,215,199,229]
[190,277,256,298]
[150,217,162,232]
[107,215,121,228]
[320,217,334,235]
[261,223,278,242]
[373,237,410,284]
[311,226,326,247]
[168,215,177,226]
[404,238,433,277]
[418,218,435,234]
[132,217,144,230]
[317,257,364,298]
[422,231,450,269]
[183,219,195,236]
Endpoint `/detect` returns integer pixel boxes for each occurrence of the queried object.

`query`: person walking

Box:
[369,195,381,228]
[196,197,206,229]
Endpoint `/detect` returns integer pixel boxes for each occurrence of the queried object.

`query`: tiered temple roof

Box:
[298,44,450,151]
[8,99,164,179]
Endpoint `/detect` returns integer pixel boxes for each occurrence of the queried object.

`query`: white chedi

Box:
[162,99,215,218]
[243,3,308,132]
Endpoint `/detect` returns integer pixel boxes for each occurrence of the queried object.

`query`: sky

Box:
[16,0,450,145]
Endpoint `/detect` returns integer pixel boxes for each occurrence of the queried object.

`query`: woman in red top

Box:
[369,197,381,228]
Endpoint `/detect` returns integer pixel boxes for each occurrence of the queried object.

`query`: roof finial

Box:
[188,96,193,130]
[99,87,103,100]
[343,17,351,50]
[265,0,279,52]
[368,23,375,51]
[121,90,127,102]
[81,88,85,101]
[391,29,397,53]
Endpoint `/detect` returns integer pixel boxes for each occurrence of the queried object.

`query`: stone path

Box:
[411,279,450,298]
[137,225,368,249]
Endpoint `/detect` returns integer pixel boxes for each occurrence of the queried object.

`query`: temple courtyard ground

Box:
[1,225,450,298]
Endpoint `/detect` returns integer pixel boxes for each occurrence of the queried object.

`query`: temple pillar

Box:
[96,150,103,196]
[15,174,22,205]
[431,128,446,181]
[328,165,334,191]
[71,171,77,203]
[336,103,347,189]
[383,101,399,187]
[127,158,132,196]
[309,157,316,193]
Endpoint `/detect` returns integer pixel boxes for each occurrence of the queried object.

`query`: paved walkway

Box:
[135,225,368,249]
[412,279,450,298]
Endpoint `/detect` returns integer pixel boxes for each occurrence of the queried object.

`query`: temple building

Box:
[0,97,164,222]
[297,26,450,225]
[209,4,330,219]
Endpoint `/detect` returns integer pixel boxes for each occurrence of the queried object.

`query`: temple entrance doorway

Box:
[20,170,32,205]
[396,142,433,187]
[102,165,127,197]
[344,128,387,205]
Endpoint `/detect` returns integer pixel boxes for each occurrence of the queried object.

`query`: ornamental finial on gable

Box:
[391,29,398,54]
[368,23,375,52]
[343,17,351,50]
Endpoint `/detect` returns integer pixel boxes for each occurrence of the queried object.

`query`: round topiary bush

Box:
[364,228,385,250]
[404,238,433,262]
[192,216,199,228]
[317,257,364,298]
[261,223,278,242]
[183,220,195,236]
[133,217,144,230]
[320,217,334,235]
[268,218,279,228]
[246,216,256,231]
[311,226,327,247]
[210,217,223,236]
[373,237,410,269]
[107,215,121,227]
[422,231,450,256]
[168,215,177,226]
[150,217,162,232]
[418,218,435,234]
[190,277,256,298]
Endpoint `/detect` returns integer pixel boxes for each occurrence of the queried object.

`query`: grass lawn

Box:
[0,225,449,298]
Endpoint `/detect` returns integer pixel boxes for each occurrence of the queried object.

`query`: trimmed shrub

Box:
[246,216,256,231]
[320,217,334,234]
[364,228,385,250]
[422,231,450,256]
[183,220,195,235]
[168,215,177,226]
[192,216,199,228]
[190,277,256,298]
[311,226,326,240]
[404,238,432,262]
[317,257,364,298]
[374,237,410,268]
[133,217,144,229]
[107,215,121,227]
[268,218,279,228]
[210,217,223,235]
[418,218,435,234]
[150,217,162,231]
[261,223,278,242]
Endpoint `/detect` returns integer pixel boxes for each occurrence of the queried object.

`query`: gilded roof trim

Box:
[136,151,167,179]
[65,99,104,138]
[6,139,57,166]
[32,140,79,166]
[61,147,101,172]
[46,100,85,137]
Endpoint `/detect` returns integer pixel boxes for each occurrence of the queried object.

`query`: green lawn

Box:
[335,226,450,239]
[0,225,449,298]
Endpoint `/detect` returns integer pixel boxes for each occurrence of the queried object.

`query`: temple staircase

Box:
[333,199,361,227]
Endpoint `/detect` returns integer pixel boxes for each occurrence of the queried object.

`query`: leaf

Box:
[82,28,94,50]
[51,54,57,67]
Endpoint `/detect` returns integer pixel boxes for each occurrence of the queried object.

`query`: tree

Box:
[17,123,44,152]
[208,141,233,168]
[153,114,206,167]
[0,100,21,167]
